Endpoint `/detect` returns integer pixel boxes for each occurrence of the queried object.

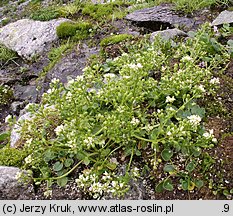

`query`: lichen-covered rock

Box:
[0,166,34,199]
[125,5,195,31]
[0,18,69,60]
[211,10,233,26]
[150,28,187,42]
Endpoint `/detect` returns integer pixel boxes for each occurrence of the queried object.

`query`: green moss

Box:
[30,6,61,21]
[81,2,126,21]
[56,21,92,40]
[0,145,27,167]
[0,44,18,65]
[100,34,134,47]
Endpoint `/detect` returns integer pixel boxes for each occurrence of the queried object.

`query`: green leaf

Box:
[194,179,204,189]
[163,179,174,191]
[83,157,90,166]
[57,177,68,187]
[106,162,117,170]
[181,180,188,190]
[192,147,201,157]
[227,40,233,47]
[0,132,10,142]
[190,104,205,118]
[163,164,175,173]
[230,189,233,194]
[155,181,164,193]
[53,161,63,172]
[135,149,141,156]
[223,190,230,196]
[44,150,56,162]
[185,161,195,172]
[161,149,173,161]
[101,148,111,158]
[176,110,191,119]
[64,158,74,167]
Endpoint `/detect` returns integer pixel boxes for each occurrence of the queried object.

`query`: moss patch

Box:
[0,145,28,167]
[100,34,134,47]
[30,6,61,21]
[56,21,93,40]
[0,44,18,65]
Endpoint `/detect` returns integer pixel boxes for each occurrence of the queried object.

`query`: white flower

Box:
[122,75,130,79]
[47,88,55,94]
[24,103,34,111]
[26,138,33,146]
[5,114,12,123]
[213,26,218,33]
[203,129,214,139]
[212,138,217,143]
[131,117,140,125]
[181,56,193,62]
[198,85,205,93]
[15,171,23,180]
[167,131,172,136]
[166,96,176,103]
[51,78,60,84]
[131,167,140,178]
[187,115,202,125]
[84,137,94,148]
[128,63,143,69]
[54,125,64,135]
[67,78,75,86]
[210,77,220,85]
[76,75,84,81]
[25,155,32,164]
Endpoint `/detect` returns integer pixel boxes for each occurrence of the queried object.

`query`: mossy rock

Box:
[0,145,27,167]
[100,34,134,47]
[56,21,92,40]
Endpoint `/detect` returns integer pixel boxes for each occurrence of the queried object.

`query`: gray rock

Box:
[0,166,34,199]
[10,112,32,148]
[0,18,69,60]
[45,43,99,84]
[11,101,25,115]
[211,10,233,26]
[150,28,187,41]
[13,85,38,103]
[126,5,195,31]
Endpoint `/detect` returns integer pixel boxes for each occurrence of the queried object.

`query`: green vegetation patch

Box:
[0,44,18,65]
[2,24,232,198]
[81,1,127,21]
[30,6,61,21]
[0,145,28,167]
[100,34,134,47]
[0,85,13,106]
[56,21,92,40]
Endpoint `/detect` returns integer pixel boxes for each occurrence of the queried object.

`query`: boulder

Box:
[125,5,195,31]
[0,18,69,60]
[211,10,233,26]
[13,85,38,103]
[150,28,187,41]
[0,166,34,199]
[45,43,99,85]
